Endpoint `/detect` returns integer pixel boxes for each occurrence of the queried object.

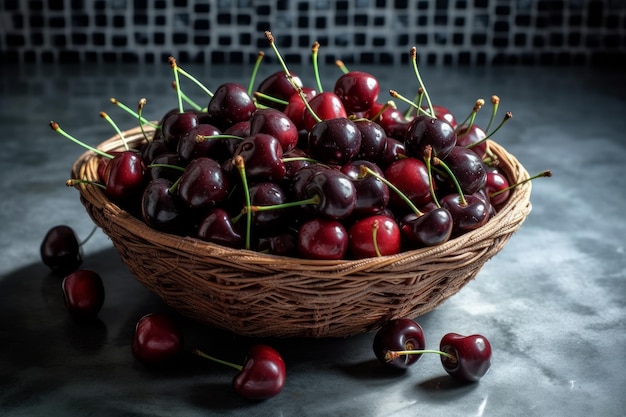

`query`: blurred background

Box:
[1,0,625,67]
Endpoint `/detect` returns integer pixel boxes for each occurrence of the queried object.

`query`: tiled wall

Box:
[1,0,625,66]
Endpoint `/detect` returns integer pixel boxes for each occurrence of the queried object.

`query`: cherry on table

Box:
[439,333,492,382]
[62,269,105,319]
[40,225,83,275]
[372,318,426,370]
[132,312,183,365]
[194,344,286,401]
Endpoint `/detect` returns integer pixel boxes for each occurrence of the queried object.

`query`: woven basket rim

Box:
[71,125,532,271]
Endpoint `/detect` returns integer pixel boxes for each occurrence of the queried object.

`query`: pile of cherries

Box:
[51,31,531,261]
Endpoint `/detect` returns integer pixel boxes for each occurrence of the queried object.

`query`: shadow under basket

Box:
[72,126,532,338]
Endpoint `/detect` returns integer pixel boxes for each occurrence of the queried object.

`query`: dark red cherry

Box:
[353,119,387,162]
[484,168,510,208]
[441,146,487,195]
[132,312,183,365]
[141,177,186,234]
[206,82,256,131]
[148,151,182,182]
[304,169,357,220]
[160,110,199,150]
[232,344,287,400]
[405,115,457,159]
[373,318,425,370]
[247,182,288,232]
[379,137,406,169]
[348,215,401,258]
[141,137,169,167]
[284,87,317,131]
[257,232,297,257]
[399,207,453,248]
[256,70,302,111]
[441,193,490,235]
[40,225,82,274]
[366,101,407,137]
[103,150,146,207]
[409,104,457,128]
[308,117,361,166]
[384,157,432,210]
[62,269,105,318]
[249,107,299,152]
[176,123,224,165]
[340,160,389,217]
[302,92,348,132]
[298,217,348,260]
[455,124,488,158]
[231,133,286,182]
[177,157,230,210]
[440,333,492,382]
[196,207,244,248]
[334,70,380,114]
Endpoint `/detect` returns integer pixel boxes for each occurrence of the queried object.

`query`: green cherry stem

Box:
[66,178,106,190]
[360,166,424,217]
[370,100,397,123]
[196,134,244,143]
[335,59,349,74]
[168,56,185,114]
[389,90,430,117]
[50,121,113,160]
[253,91,289,107]
[146,163,185,172]
[137,98,151,142]
[172,81,203,111]
[404,87,424,120]
[484,95,500,134]
[312,41,323,92]
[432,156,468,206]
[247,51,265,96]
[423,145,441,208]
[490,169,552,198]
[384,349,457,364]
[99,111,129,151]
[410,47,435,118]
[233,155,252,250]
[171,59,214,98]
[465,111,513,150]
[110,98,158,128]
[245,194,320,214]
[456,99,485,138]
[192,348,243,371]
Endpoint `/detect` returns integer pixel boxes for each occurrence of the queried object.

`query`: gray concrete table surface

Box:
[1,62,625,417]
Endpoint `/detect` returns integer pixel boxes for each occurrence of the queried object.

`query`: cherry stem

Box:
[233,155,252,250]
[192,348,243,372]
[66,178,106,190]
[50,121,113,160]
[335,59,349,74]
[246,194,320,213]
[360,166,424,217]
[384,349,457,363]
[265,31,322,124]
[432,157,468,205]
[137,98,150,142]
[372,220,382,257]
[465,111,512,151]
[311,41,323,92]
[456,99,485,134]
[370,100,396,123]
[404,88,424,119]
[172,60,214,98]
[485,95,500,134]
[410,47,435,118]
[248,51,265,96]
[110,98,158,128]
[171,81,203,111]
[281,156,322,164]
[423,145,441,208]
[490,169,552,198]
[78,224,99,247]
[253,91,289,106]
[389,90,430,117]
[100,111,129,151]
[168,56,185,114]
[146,163,185,172]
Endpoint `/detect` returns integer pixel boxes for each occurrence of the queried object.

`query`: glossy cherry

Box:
[177,157,230,210]
[302,92,348,132]
[348,215,401,258]
[440,333,492,382]
[340,160,389,217]
[440,146,487,195]
[176,123,224,165]
[132,312,183,365]
[373,318,426,370]
[353,119,387,163]
[196,208,244,248]
[400,207,453,248]
[405,115,457,159]
[298,217,348,260]
[484,168,511,207]
[384,157,432,210]
[230,133,286,182]
[194,344,286,400]
[160,109,199,150]
[255,70,302,111]
[303,169,357,220]
[206,82,256,131]
[308,117,361,166]
[455,124,488,158]
[333,70,380,114]
[102,150,146,207]
[249,107,299,152]
[40,225,83,274]
[440,193,490,235]
[141,177,186,234]
[62,269,105,318]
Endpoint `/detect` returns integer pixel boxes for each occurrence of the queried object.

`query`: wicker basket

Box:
[72,126,532,338]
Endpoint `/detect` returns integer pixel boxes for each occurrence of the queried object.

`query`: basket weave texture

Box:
[72,126,532,338]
